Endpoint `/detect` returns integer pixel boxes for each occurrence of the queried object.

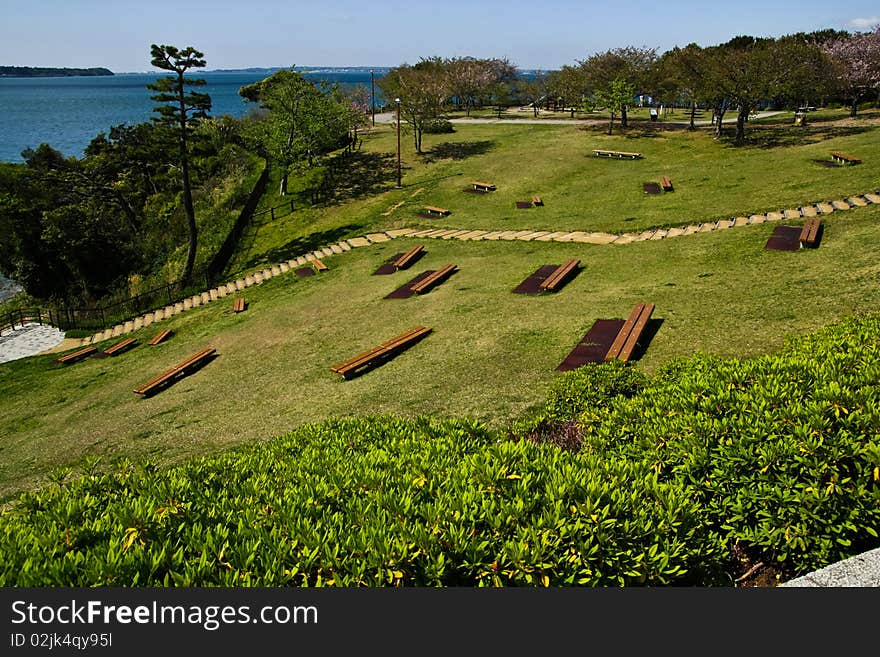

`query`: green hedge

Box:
[0,417,721,586]
[573,314,880,574]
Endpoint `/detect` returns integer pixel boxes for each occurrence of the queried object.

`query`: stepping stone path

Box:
[35,185,873,354]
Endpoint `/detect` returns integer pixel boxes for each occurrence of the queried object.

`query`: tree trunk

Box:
[689,101,696,131]
[735,106,749,144]
[713,107,726,139]
[177,73,197,285]
[851,98,858,117]
[620,104,628,128]
[279,169,289,196]
[608,113,615,135]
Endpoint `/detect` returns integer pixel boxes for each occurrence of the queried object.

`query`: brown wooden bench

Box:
[830,151,861,165]
[410,264,457,294]
[594,149,643,159]
[531,195,544,206]
[148,328,173,346]
[312,259,328,271]
[57,345,97,365]
[393,245,424,270]
[799,218,821,248]
[103,337,136,356]
[423,205,451,216]
[539,259,580,292]
[472,181,496,191]
[605,303,655,363]
[660,176,674,191]
[233,298,247,313]
[330,326,432,379]
[133,347,216,397]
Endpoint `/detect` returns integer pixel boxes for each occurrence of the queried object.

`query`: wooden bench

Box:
[532,195,544,206]
[312,259,328,272]
[57,345,97,365]
[410,264,457,294]
[392,245,424,270]
[331,326,432,379]
[605,303,655,363]
[103,337,136,356]
[233,298,247,313]
[799,218,821,248]
[594,149,643,159]
[660,176,674,192]
[830,152,861,165]
[133,347,216,397]
[148,329,173,346]
[423,205,451,216]
[539,259,580,292]
[471,181,496,192]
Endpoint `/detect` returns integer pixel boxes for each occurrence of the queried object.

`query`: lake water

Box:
[0,68,389,162]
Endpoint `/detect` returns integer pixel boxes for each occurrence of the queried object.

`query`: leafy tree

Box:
[822,27,880,116]
[595,77,636,135]
[546,65,589,117]
[379,59,449,154]
[656,44,708,130]
[147,44,211,284]
[240,69,354,195]
[580,46,657,128]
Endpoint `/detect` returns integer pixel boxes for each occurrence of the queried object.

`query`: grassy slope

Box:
[230,110,879,274]
[2,197,880,498]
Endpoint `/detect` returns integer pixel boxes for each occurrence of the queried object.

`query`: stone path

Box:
[0,188,877,364]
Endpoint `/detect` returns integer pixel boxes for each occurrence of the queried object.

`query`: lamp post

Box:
[395,97,402,189]
[370,70,375,127]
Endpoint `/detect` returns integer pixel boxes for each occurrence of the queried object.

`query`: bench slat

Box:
[618,304,655,362]
[605,304,647,361]
[393,245,424,269]
[410,264,457,294]
[148,329,173,346]
[539,259,580,291]
[331,326,431,378]
[134,347,216,396]
[104,337,136,356]
[57,345,97,364]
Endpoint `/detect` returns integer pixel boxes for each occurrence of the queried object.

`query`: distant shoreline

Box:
[0,67,114,78]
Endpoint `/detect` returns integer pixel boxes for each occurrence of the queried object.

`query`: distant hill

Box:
[0,67,114,78]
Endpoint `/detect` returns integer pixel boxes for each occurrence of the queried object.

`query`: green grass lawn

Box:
[230,112,879,276]
[3,199,880,499]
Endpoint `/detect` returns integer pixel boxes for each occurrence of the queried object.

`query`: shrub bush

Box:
[0,416,722,586]
[423,119,455,134]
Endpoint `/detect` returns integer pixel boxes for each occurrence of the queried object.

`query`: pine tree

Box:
[147,44,211,283]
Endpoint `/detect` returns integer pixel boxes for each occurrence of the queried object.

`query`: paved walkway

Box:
[0,323,66,364]
[373,111,784,126]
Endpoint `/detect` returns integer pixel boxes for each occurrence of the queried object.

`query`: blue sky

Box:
[2,0,878,72]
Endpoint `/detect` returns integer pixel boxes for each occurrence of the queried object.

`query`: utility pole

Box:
[395,97,402,188]
[370,70,375,127]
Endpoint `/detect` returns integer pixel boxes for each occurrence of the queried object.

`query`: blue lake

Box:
[0,68,389,162]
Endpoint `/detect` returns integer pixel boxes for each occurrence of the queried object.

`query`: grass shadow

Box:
[316,151,400,205]
[235,224,364,272]
[421,140,495,163]
[721,125,873,149]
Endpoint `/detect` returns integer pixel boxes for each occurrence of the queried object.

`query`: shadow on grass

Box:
[720,125,873,149]
[421,140,495,162]
[235,224,365,272]
[628,318,665,362]
[317,151,400,205]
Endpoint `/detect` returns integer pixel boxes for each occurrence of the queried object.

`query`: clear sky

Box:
[2,0,878,72]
